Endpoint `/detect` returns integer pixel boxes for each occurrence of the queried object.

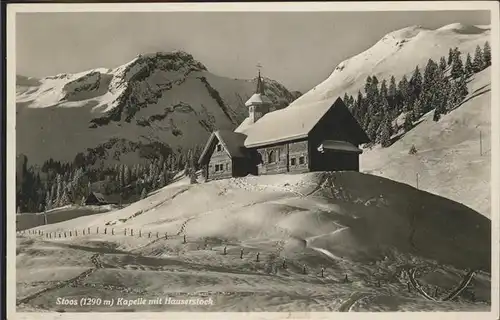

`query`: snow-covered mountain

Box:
[294,23,490,104]
[16,51,299,165]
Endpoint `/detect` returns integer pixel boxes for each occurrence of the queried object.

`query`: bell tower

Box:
[245,65,272,124]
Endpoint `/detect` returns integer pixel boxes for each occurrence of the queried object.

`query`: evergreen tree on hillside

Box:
[447,48,454,65]
[380,79,388,98]
[413,98,425,119]
[451,49,464,79]
[483,41,491,68]
[55,174,63,207]
[457,74,469,100]
[403,112,414,132]
[45,191,52,211]
[409,66,423,102]
[398,75,410,106]
[388,75,397,98]
[379,117,393,147]
[439,56,447,71]
[423,59,438,94]
[434,102,446,122]
[464,53,474,77]
[343,93,350,105]
[354,91,366,125]
[473,45,484,72]
[60,188,70,207]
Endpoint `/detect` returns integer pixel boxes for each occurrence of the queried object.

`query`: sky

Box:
[16,10,490,92]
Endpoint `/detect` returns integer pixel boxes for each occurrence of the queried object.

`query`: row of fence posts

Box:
[18,228,362,283]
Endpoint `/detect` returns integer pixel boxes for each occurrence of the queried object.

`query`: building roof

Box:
[318,140,362,153]
[244,93,272,107]
[234,117,253,133]
[243,97,350,148]
[198,130,248,165]
[89,192,109,203]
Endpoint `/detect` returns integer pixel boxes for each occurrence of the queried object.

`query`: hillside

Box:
[17,172,491,312]
[16,51,298,166]
[362,67,491,217]
[294,23,490,104]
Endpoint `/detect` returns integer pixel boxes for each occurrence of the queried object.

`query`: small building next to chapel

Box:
[198,71,370,181]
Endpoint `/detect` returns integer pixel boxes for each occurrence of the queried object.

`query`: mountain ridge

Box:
[16,51,299,166]
[293,23,491,105]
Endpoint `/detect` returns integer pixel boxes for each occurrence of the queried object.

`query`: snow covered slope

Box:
[294,23,490,104]
[362,67,491,217]
[16,51,298,165]
[17,172,491,311]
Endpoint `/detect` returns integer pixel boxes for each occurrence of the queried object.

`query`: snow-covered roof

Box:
[198,130,248,165]
[243,97,346,148]
[234,117,253,133]
[245,93,272,107]
[318,140,362,153]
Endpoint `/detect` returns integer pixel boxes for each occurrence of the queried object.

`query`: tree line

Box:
[343,41,491,147]
[16,146,203,213]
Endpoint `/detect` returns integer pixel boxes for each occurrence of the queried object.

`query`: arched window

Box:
[268,150,276,163]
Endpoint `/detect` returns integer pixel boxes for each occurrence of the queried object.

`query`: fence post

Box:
[124,228,127,236]
[83,229,86,235]
[76,230,78,236]
[104,228,107,235]
[96,227,99,234]
[165,232,168,239]
[112,228,114,235]
[139,230,142,237]
[148,232,151,238]
[64,232,67,238]
[131,229,134,236]
[69,231,72,237]
[156,232,159,239]
[183,235,186,244]
[88,227,90,234]
[321,268,324,278]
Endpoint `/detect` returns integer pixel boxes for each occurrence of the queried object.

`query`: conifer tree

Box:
[439,56,447,71]
[45,191,52,211]
[343,93,350,104]
[398,75,410,105]
[457,74,469,101]
[483,41,491,68]
[403,113,413,132]
[388,75,397,98]
[380,79,388,98]
[413,98,425,119]
[409,66,423,102]
[60,188,70,206]
[451,49,464,79]
[473,45,484,72]
[447,48,454,65]
[464,53,474,77]
[55,174,63,207]
[433,103,446,122]
[379,117,393,147]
